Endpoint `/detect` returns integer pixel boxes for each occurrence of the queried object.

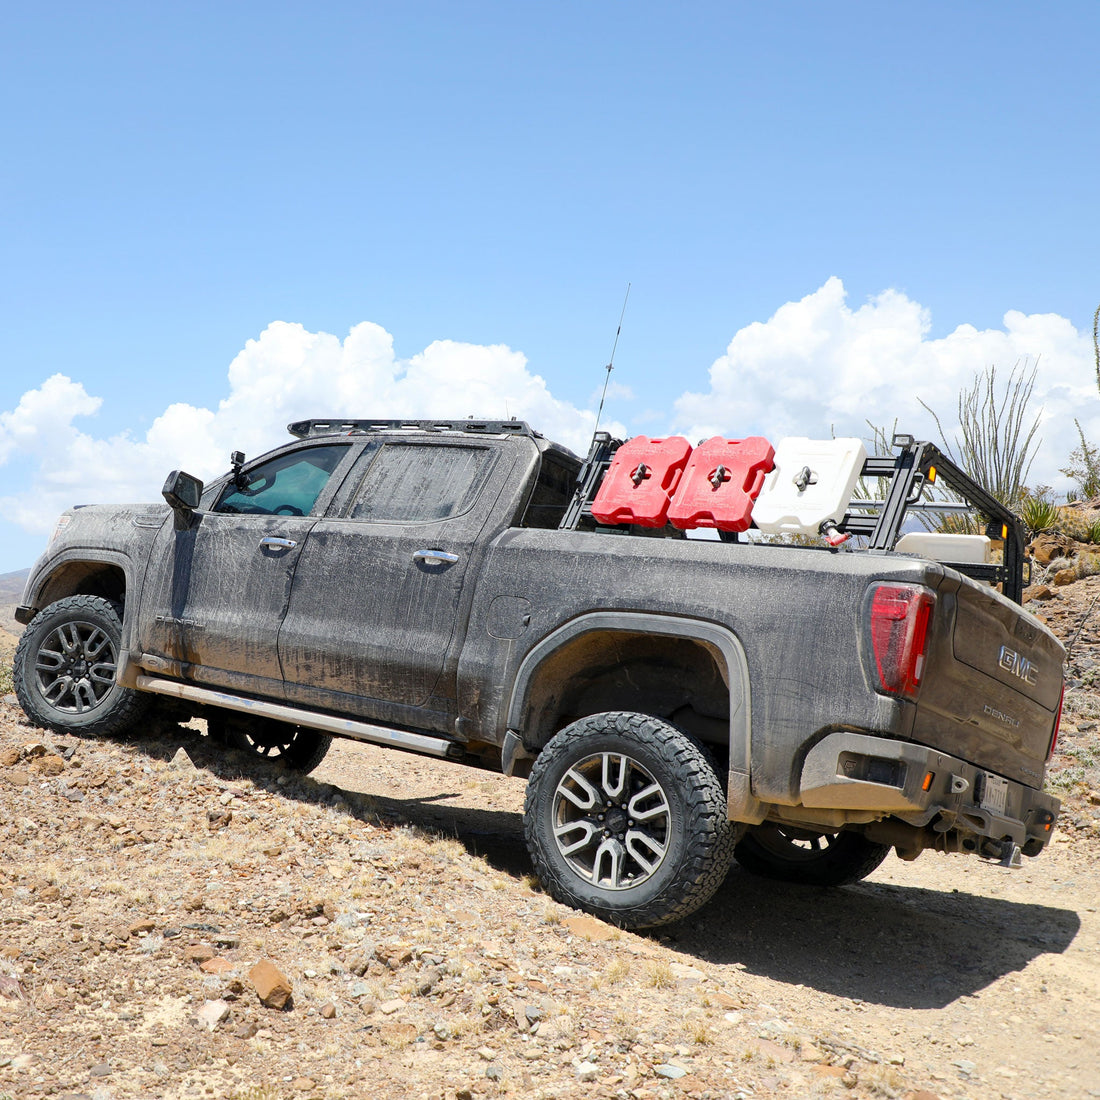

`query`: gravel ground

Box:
[1,571,1099,1100]
[1,695,1098,1100]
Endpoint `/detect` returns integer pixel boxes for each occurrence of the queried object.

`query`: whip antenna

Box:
[592,283,631,438]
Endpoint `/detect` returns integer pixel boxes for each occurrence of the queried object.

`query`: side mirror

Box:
[162,470,203,515]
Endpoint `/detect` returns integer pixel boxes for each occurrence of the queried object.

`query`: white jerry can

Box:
[752,437,868,538]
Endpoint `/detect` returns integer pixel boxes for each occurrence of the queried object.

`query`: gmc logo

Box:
[999,646,1037,685]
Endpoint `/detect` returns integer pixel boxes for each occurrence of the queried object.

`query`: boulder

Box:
[1028,532,1080,565]
[249,959,293,1010]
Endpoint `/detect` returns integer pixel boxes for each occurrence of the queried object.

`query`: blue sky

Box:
[2,2,1099,573]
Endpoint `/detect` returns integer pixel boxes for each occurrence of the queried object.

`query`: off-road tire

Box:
[734,824,890,886]
[208,713,332,774]
[523,711,736,930]
[13,595,148,738]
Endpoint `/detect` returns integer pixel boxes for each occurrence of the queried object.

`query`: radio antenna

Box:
[592,283,631,438]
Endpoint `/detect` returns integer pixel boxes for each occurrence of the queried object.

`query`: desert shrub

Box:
[1021,494,1060,534]
[1094,300,1100,392]
[920,360,1041,518]
[1075,553,1100,580]
[1060,419,1100,502]
[1052,507,1096,543]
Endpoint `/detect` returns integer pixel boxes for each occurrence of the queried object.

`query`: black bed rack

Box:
[560,431,1027,603]
[841,434,1026,603]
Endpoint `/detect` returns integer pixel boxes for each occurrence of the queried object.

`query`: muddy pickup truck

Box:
[13,418,1064,929]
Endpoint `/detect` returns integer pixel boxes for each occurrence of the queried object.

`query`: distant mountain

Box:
[0,568,30,637]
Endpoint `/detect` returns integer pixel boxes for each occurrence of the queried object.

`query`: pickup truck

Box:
[12,418,1064,929]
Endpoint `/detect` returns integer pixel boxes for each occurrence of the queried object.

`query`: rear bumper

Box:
[799,731,1060,855]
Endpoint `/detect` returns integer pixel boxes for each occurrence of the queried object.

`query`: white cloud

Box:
[2,286,1097,545]
[0,322,617,535]
[673,277,1096,492]
[0,374,102,465]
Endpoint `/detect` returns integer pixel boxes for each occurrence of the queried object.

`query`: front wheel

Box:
[734,824,889,886]
[13,594,148,737]
[208,713,332,773]
[523,712,736,930]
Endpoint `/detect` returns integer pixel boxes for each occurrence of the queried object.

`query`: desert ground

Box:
[1,568,1098,1100]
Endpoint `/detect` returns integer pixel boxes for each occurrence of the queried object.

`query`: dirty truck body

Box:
[14,419,1064,929]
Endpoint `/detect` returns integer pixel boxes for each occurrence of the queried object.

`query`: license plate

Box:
[980,772,1009,816]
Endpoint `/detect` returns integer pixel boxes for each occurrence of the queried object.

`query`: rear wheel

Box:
[734,824,889,886]
[523,711,735,929]
[13,595,148,737]
[208,713,332,773]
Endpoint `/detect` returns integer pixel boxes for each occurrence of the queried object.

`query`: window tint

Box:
[215,445,348,516]
[348,443,494,523]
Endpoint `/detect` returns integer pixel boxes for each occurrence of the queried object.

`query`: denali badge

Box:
[983,703,1021,729]
[998,645,1037,685]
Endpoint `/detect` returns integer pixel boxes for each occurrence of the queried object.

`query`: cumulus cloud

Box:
[0,375,102,465]
[2,285,1097,547]
[674,277,1096,492]
[0,322,617,536]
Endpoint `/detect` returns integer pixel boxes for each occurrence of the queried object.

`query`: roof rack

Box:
[287,418,538,440]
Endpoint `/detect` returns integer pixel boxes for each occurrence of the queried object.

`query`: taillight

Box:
[1048,681,1065,761]
[868,583,935,699]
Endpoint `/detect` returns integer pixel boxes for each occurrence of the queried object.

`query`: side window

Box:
[348,443,495,523]
[214,445,349,516]
[522,451,581,529]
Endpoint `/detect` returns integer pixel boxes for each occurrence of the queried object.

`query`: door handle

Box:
[413,549,460,565]
[260,536,298,549]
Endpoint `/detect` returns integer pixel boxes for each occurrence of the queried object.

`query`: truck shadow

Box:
[311,760,1082,1011]
[671,869,1081,1010]
[343,787,1082,1012]
[340,785,1083,1010]
[128,720,1082,1012]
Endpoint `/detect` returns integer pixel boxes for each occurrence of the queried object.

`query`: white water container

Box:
[752,437,868,536]
[895,532,991,564]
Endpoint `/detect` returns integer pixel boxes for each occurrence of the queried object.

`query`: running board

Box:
[135,676,459,759]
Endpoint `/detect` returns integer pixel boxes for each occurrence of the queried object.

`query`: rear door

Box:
[279,439,512,718]
[134,442,358,696]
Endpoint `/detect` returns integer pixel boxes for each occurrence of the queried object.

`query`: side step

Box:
[135,676,460,760]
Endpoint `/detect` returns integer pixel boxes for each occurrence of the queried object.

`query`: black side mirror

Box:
[162,470,203,515]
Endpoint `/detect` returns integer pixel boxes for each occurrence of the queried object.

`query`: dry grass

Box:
[646,960,675,989]
[605,957,631,984]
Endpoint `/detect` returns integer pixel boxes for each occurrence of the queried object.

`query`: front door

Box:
[134,442,355,696]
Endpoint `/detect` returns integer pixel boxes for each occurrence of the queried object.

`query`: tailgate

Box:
[913,575,1064,787]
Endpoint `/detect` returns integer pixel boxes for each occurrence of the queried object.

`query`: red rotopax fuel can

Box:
[590,435,693,527]
[667,436,775,532]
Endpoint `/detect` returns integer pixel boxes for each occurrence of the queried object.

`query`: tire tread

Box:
[13,595,148,738]
[524,711,735,930]
[734,826,889,886]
